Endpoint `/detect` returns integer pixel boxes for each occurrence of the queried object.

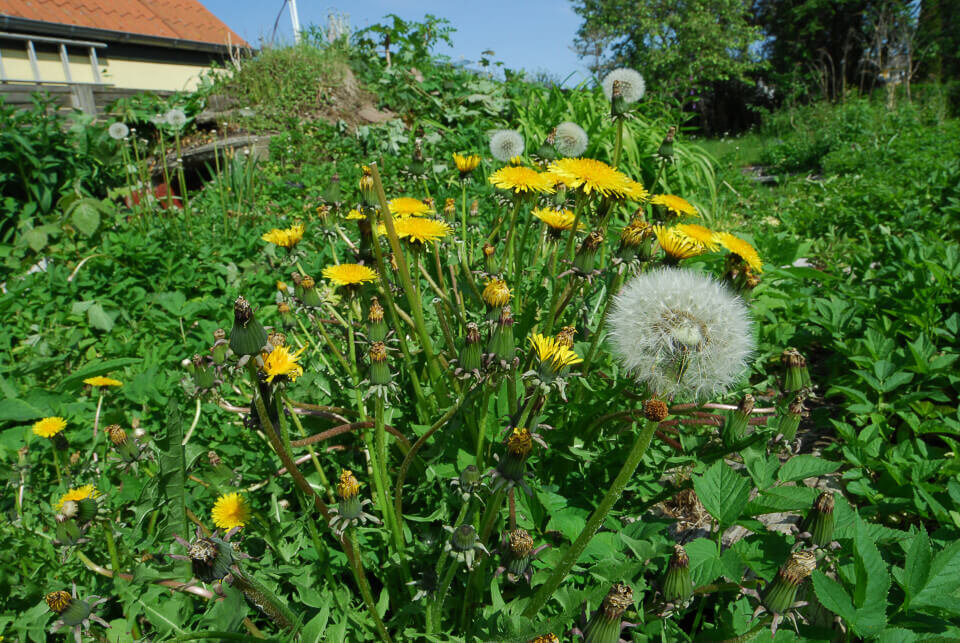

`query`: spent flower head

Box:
[554,121,589,157]
[490,129,525,162]
[108,122,129,140]
[608,267,753,401]
[602,68,646,103]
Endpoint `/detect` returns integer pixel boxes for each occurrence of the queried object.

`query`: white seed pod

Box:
[165,108,187,129]
[608,267,753,401]
[489,129,524,162]
[601,68,646,103]
[554,121,588,157]
[108,122,129,140]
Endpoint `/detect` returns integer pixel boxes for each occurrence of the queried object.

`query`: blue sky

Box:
[202,0,591,84]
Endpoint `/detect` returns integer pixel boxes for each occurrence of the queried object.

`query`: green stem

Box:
[521,418,658,618]
[51,449,63,486]
[283,396,333,502]
[376,395,405,555]
[103,521,121,579]
[348,530,394,642]
[613,118,624,169]
[231,568,299,632]
[428,499,472,633]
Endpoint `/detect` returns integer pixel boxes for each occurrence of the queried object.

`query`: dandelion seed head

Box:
[608,268,753,401]
[554,121,589,157]
[108,122,129,140]
[490,129,524,162]
[602,68,646,103]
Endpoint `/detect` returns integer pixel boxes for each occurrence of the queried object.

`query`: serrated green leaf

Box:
[812,570,856,625]
[23,227,47,252]
[157,398,188,576]
[693,461,751,526]
[777,454,841,482]
[901,527,932,611]
[910,540,960,615]
[302,598,332,643]
[686,537,724,586]
[853,517,890,636]
[0,398,44,421]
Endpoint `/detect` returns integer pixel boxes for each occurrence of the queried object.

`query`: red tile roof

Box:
[0,0,249,48]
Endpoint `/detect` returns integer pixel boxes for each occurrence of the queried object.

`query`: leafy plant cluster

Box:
[1,18,959,642]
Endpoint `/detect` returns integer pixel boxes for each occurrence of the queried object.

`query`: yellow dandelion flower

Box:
[547,158,633,197]
[488,166,555,194]
[393,217,451,245]
[83,376,122,387]
[482,278,512,307]
[674,223,719,250]
[277,280,288,291]
[620,218,652,248]
[211,492,250,529]
[529,333,583,371]
[345,208,366,220]
[653,225,705,260]
[56,484,99,511]
[714,231,763,273]
[32,416,67,438]
[624,179,649,202]
[322,263,378,287]
[651,194,697,217]
[531,207,585,231]
[261,344,306,383]
[388,197,434,217]
[337,469,360,499]
[453,152,480,174]
[261,223,305,248]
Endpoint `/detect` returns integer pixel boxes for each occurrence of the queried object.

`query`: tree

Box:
[571,0,764,97]
[917,0,960,81]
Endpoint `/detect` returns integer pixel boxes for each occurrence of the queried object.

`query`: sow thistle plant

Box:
[16,65,872,643]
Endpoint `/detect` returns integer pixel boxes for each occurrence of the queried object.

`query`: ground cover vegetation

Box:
[1,11,959,643]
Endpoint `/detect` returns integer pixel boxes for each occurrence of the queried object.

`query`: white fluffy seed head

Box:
[602,68,646,103]
[108,122,129,140]
[608,267,753,402]
[490,129,524,162]
[554,121,588,157]
[165,108,187,129]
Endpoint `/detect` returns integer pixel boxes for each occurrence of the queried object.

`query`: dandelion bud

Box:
[657,126,677,161]
[369,342,391,386]
[453,152,480,179]
[482,278,511,320]
[444,197,456,219]
[211,328,229,363]
[482,243,497,274]
[486,306,516,365]
[618,217,652,263]
[459,322,483,373]
[470,199,479,218]
[763,551,816,615]
[445,524,488,568]
[778,394,805,441]
[583,583,633,643]
[530,635,560,643]
[277,302,294,330]
[408,139,426,176]
[536,128,558,162]
[663,544,693,603]
[492,427,534,492]
[610,79,628,117]
[367,297,387,342]
[359,166,376,206]
[782,348,811,393]
[323,173,341,206]
[505,528,536,582]
[190,354,217,390]
[723,394,754,447]
[457,464,482,498]
[337,469,361,511]
[299,275,323,308]
[229,296,268,356]
[52,432,69,452]
[188,534,240,583]
[573,230,604,274]
[804,492,835,547]
[46,590,73,614]
[643,398,669,422]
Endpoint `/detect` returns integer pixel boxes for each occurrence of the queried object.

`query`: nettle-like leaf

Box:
[898,528,960,617]
[814,516,892,637]
[693,460,751,527]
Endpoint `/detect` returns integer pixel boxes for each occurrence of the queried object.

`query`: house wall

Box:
[1,40,228,91]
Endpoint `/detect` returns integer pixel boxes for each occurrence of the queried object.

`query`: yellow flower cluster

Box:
[261,223,305,248]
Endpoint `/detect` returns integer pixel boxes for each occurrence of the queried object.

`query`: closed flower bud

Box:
[455,464,482,499]
[323,173,341,206]
[573,230,604,274]
[723,394,754,447]
[583,583,633,643]
[187,534,240,583]
[299,275,323,308]
[482,243,498,274]
[778,394,805,441]
[229,296,268,356]
[190,354,217,390]
[486,306,516,366]
[504,528,538,582]
[618,216,653,262]
[491,427,535,493]
[663,544,694,603]
[444,524,488,568]
[359,166,376,206]
[458,322,483,373]
[556,325,576,349]
[367,297,387,342]
[211,328,229,363]
[277,302,295,330]
[369,342,391,387]
[483,278,511,319]
[657,126,677,160]
[805,492,835,547]
[782,348,811,393]
[328,469,381,535]
[762,551,816,615]
[610,79,628,117]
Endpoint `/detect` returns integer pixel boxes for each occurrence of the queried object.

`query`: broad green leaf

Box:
[901,527,932,611]
[741,444,778,490]
[910,540,960,615]
[685,537,724,586]
[853,517,890,636]
[86,303,114,332]
[777,454,841,482]
[0,398,44,421]
[57,357,140,391]
[876,628,918,643]
[746,485,819,515]
[71,201,101,237]
[302,599,332,643]
[693,460,751,526]
[23,227,47,252]
[812,570,857,625]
